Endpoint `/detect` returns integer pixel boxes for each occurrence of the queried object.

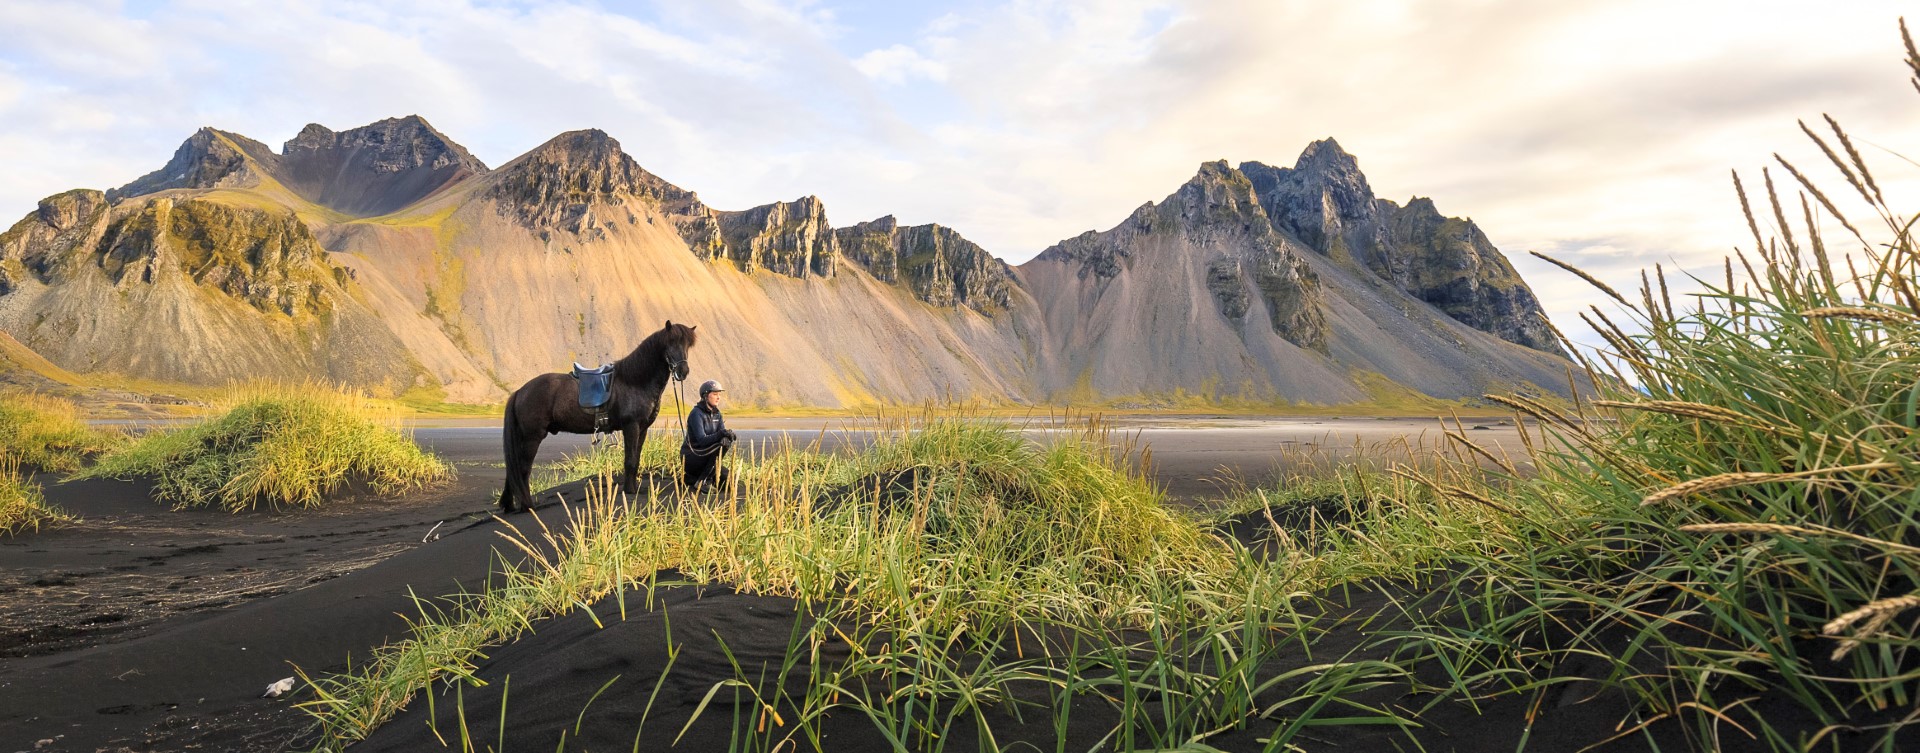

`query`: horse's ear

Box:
[665,319,673,328]
[689,325,697,331]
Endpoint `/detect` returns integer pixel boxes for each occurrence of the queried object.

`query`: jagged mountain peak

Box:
[513,128,627,166]
[492,128,645,192]
[1236,140,1378,235]
[1191,158,1237,178]
[1171,160,1249,198]
[710,195,837,279]
[276,115,487,217]
[1163,160,1267,222]
[1029,160,1262,270]
[833,215,1015,314]
[1293,137,1361,174]
[108,116,489,217]
[108,128,279,201]
[1396,195,1465,226]
[290,122,334,142]
[487,128,709,238]
[1028,157,1328,348]
[282,114,484,171]
[1281,138,1378,209]
[852,214,900,233]
[1242,146,1564,357]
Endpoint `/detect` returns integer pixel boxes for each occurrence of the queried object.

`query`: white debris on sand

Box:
[262,677,295,698]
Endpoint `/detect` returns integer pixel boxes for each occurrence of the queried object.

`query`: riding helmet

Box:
[700,380,725,396]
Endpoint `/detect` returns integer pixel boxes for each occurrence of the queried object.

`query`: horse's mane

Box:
[615,321,697,379]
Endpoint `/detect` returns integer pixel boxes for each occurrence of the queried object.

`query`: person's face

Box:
[705,391,724,409]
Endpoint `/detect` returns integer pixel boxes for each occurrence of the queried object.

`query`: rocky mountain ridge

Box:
[0,184,414,387]
[1241,140,1561,355]
[107,128,279,201]
[279,115,487,217]
[835,216,1016,314]
[0,117,1577,406]
[1036,160,1329,349]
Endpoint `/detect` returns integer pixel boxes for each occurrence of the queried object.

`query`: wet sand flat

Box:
[411,414,1534,503]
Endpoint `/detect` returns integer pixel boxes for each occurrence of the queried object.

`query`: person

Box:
[682,379,736,490]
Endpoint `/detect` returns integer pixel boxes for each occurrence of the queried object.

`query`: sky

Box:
[2,0,1916,353]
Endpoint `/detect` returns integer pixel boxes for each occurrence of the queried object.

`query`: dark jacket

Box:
[683,400,728,458]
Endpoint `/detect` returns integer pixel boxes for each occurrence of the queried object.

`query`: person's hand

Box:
[722,429,738,441]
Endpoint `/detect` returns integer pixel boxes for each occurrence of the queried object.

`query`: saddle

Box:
[571,362,615,433]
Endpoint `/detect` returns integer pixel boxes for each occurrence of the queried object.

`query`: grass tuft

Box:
[0,455,70,535]
[528,429,684,492]
[77,384,452,510]
[0,392,119,471]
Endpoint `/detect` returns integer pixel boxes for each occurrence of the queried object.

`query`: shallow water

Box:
[399,414,1533,505]
[86,413,1533,505]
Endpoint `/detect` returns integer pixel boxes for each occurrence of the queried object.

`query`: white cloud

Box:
[0,0,168,75]
[853,44,947,84]
[0,69,20,110]
[0,0,1914,356]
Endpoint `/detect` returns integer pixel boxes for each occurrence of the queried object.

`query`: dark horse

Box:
[499,321,697,513]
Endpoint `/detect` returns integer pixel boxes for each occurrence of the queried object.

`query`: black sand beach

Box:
[0,417,1536,751]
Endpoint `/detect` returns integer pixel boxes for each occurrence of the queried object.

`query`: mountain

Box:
[314,127,1033,404]
[278,115,488,217]
[1240,139,1561,355]
[1016,158,1572,404]
[835,216,1017,314]
[0,187,416,388]
[0,118,1577,408]
[106,128,280,200]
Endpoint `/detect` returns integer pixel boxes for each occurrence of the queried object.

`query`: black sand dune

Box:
[350,573,1766,753]
[0,474,483,661]
[0,424,603,752]
[360,577,1160,752]
[0,470,624,752]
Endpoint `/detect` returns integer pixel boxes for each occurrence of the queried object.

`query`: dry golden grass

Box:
[79,383,452,510]
[0,392,119,471]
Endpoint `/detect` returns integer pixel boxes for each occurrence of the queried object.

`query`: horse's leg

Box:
[500,395,545,513]
[500,395,522,513]
[621,422,645,496]
[512,432,544,512]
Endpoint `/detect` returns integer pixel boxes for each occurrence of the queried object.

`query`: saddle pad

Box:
[571,362,615,410]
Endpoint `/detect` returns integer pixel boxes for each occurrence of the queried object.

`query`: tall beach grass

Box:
[1380,23,1920,750]
[300,414,1456,750]
[0,391,119,471]
[78,383,452,510]
[0,455,70,535]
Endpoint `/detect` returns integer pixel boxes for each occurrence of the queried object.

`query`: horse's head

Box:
[660,320,698,381]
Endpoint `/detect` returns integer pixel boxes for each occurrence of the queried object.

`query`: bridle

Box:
[666,352,689,423]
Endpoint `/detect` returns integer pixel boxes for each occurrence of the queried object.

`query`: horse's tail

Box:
[499,390,522,513]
